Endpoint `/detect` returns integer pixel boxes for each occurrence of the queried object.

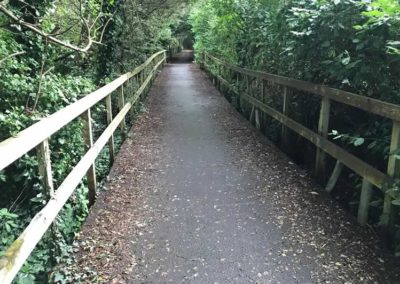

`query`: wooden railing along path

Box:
[0,50,167,283]
[201,52,400,242]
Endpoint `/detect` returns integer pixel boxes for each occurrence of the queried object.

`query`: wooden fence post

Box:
[105,94,115,164]
[382,121,400,243]
[260,80,266,131]
[253,81,261,129]
[162,51,166,67]
[315,96,331,180]
[220,65,224,92]
[36,139,54,198]
[145,66,150,94]
[233,72,240,109]
[148,64,153,85]
[250,105,255,123]
[130,78,136,116]
[118,85,126,132]
[357,178,373,225]
[141,70,145,85]
[82,109,96,206]
[255,109,261,130]
[216,64,220,90]
[205,53,208,67]
[325,160,343,193]
[212,62,216,85]
[130,77,138,117]
[281,86,290,149]
[246,75,250,94]
[261,80,265,99]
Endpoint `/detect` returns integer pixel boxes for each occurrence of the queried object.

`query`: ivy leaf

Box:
[367,141,377,150]
[392,199,400,206]
[5,223,11,232]
[15,274,36,284]
[342,79,350,85]
[387,41,400,46]
[353,137,365,147]
[341,56,350,65]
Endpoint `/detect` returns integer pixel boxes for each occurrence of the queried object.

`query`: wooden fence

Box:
[201,52,400,243]
[0,50,167,283]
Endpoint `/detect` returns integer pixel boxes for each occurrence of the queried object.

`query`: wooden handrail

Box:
[0,50,165,172]
[0,50,167,283]
[205,53,400,122]
[214,72,390,190]
[202,52,400,239]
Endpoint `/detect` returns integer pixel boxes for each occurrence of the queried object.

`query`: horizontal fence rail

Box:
[0,50,167,283]
[201,52,400,242]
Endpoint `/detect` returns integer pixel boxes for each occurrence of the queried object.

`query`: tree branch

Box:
[0,4,96,53]
[32,65,54,111]
[0,50,26,66]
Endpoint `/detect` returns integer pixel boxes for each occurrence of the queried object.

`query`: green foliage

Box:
[0,0,192,282]
[0,209,19,244]
[191,0,400,247]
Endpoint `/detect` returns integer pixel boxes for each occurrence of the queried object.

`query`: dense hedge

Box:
[0,0,190,282]
[191,0,400,249]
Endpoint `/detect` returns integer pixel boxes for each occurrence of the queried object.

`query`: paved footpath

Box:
[72,51,399,283]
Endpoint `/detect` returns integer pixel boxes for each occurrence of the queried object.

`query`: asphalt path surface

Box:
[72,51,399,284]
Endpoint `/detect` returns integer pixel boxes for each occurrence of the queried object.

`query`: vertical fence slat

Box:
[234,72,240,109]
[281,86,290,149]
[260,80,266,129]
[382,121,400,242]
[250,105,255,123]
[315,96,331,180]
[105,94,115,163]
[325,160,343,193]
[218,64,220,89]
[146,67,149,93]
[255,109,261,130]
[118,85,126,131]
[203,53,400,250]
[130,77,137,117]
[0,52,167,284]
[261,80,265,99]
[219,64,222,91]
[358,178,373,225]
[82,109,96,206]
[36,139,54,197]
[387,121,400,177]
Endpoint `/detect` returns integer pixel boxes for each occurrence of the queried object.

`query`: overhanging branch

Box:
[0,50,26,65]
[0,4,113,53]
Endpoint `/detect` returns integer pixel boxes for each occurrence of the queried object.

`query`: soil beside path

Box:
[71,51,399,283]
